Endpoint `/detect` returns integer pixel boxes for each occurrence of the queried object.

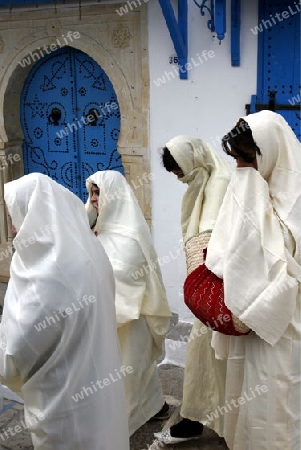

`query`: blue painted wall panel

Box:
[251,0,300,140]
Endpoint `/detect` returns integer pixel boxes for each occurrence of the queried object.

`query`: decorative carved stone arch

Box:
[0,15,150,280]
[1,32,150,208]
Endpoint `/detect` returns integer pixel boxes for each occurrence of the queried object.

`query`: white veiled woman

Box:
[206,111,301,450]
[155,136,232,442]
[1,173,129,450]
[85,170,171,436]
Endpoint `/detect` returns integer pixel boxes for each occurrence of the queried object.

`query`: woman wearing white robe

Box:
[0,173,129,450]
[206,111,301,450]
[85,170,171,436]
[155,136,232,443]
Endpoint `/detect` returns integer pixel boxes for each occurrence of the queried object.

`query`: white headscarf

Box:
[2,173,129,450]
[86,170,171,356]
[206,111,301,347]
[165,136,233,240]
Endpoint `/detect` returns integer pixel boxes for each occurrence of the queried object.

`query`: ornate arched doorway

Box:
[21,46,123,201]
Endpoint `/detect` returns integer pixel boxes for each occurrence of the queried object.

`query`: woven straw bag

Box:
[184,231,211,275]
[184,231,250,336]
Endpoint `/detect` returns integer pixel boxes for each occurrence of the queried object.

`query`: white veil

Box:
[165,135,232,240]
[1,173,129,450]
[86,170,171,357]
[206,111,301,347]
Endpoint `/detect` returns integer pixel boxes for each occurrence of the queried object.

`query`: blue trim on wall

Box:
[249,0,265,109]
[231,0,240,66]
[215,0,226,41]
[158,0,188,79]
[193,0,216,33]
[255,0,265,103]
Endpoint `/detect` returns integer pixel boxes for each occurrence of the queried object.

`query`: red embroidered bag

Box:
[183,232,250,336]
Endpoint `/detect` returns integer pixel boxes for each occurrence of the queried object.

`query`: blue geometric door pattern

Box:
[21,46,123,201]
[249,0,300,140]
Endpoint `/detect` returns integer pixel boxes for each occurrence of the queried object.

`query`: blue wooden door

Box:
[21,46,123,201]
[248,0,300,140]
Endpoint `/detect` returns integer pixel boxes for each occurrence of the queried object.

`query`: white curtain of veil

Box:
[86,170,171,357]
[207,111,301,347]
[1,173,129,450]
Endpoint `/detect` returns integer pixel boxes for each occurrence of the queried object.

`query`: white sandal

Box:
[154,429,203,445]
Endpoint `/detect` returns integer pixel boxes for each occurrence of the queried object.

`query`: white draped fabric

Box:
[86,170,171,435]
[165,136,232,434]
[206,111,301,449]
[165,135,233,241]
[1,173,129,450]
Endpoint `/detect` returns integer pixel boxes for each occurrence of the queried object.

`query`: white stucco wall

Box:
[148,0,258,321]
